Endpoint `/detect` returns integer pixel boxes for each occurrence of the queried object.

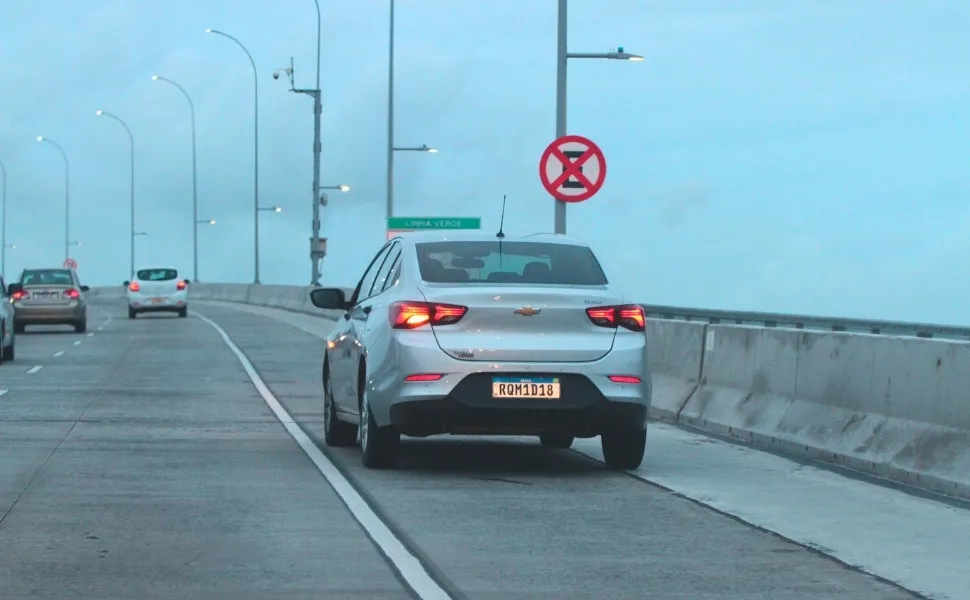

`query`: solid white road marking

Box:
[193,311,452,600]
[26,366,42,374]
[0,389,7,397]
[53,351,65,357]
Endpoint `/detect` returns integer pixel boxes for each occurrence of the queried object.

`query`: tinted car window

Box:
[415,241,609,286]
[354,245,392,304]
[371,242,401,296]
[137,269,178,281]
[21,269,73,286]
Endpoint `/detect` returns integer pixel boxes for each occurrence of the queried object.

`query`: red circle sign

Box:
[63,258,77,269]
[538,134,607,203]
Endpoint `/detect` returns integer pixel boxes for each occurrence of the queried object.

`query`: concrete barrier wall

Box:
[85,283,970,499]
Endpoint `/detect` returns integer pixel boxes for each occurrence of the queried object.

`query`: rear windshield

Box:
[21,269,73,286]
[415,241,608,285]
[137,269,178,281]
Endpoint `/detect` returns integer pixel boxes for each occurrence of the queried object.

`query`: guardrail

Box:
[642,304,970,341]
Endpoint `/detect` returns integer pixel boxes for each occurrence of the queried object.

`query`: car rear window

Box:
[21,269,73,286]
[137,269,178,281]
[415,241,609,285]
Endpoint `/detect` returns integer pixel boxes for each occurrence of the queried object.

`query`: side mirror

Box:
[7,283,23,295]
[80,285,90,292]
[309,287,349,310]
[122,281,130,286]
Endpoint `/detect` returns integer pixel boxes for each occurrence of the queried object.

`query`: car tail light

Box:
[609,375,642,384]
[176,280,187,290]
[389,301,467,329]
[404,373,443,382]
[10,291,26,301]
[129,281,140,292]
[586,304,646,332]
[63,289,80,300]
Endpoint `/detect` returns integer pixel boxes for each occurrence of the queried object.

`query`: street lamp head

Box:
[205,28,213,33]
[151,75,159,81]
[338,184,350,192]
[208,219,216,225]
[274,207,282,213]
[426,147,438,153]
[95,110,104,116]
[614,47,644,61]
[36,136,44,142]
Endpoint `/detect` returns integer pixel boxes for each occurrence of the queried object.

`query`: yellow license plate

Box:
[491,377,560,399]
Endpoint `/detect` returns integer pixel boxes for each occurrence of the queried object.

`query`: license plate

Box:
[152,297,166,304]
[492,376,560,399]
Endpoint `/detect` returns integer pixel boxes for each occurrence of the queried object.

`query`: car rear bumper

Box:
[128,292,187,311]
[13,303,84,324]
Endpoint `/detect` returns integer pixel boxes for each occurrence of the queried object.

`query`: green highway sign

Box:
[387,217,481,230]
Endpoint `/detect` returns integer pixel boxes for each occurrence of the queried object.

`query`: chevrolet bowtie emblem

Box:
[514,306,541,316]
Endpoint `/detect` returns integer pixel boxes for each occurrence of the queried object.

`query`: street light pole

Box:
[0,161,6,276]
[554,0,642,235]
[152,75,199,282]
[207,28,260,284]
[36,136,70,262]
[95,111,136,278]
[385,0,395,222]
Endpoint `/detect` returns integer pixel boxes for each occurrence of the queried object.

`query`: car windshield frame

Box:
[414,240,609,286]
[20,269,74,286]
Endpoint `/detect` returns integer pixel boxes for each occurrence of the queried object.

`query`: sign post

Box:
[386,217,481,240]
[539,135,607,227]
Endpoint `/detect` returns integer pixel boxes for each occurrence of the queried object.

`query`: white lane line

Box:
[53,351,65,357]
[73,340,82,346]
[87,333,94,337]
[194,311,451,600]
[0,389,7,397]
[26,366,42,374]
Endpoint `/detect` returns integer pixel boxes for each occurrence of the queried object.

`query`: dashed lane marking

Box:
[53,351,65,357]
[26,366,42,374]
[73,341,82,346]
[193,311,453,600]
[0,390,7,397]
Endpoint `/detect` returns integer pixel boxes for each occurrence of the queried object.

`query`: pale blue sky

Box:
[1,1,968,325]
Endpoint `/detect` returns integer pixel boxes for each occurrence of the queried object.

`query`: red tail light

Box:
[63,288,80,300]
[404,373,443,382]
[389,301,467,329]
[11,291,26,301]
[586,304,646,332]
[176,280,187,290]
[129,281,140,292]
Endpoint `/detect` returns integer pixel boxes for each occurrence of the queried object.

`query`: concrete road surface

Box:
[0,300,924,599]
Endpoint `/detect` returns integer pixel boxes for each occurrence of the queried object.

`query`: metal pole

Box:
[129,127,135,279]
[385,0,395,222]
[0,162,6,276]
[554,0,568,235]
[310,0,323,286]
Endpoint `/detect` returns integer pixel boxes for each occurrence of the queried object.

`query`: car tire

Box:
[323,362,358,447]
[14,322,25,334]
[539,433,574,449]
[358,375,399,469]
[74,319,87,334]
[601,426,647,470]
[0,322,6,365]
[177,307,188,318]
[128,307,137,319]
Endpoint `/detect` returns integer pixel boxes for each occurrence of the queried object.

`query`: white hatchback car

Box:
[124,267,188,318]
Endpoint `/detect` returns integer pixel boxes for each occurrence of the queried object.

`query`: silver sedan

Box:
[310,231,651,470]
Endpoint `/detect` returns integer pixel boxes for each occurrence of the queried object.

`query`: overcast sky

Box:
[1,1,969,325]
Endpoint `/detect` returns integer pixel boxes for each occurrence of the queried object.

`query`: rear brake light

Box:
[11,291,26,300]
[63,289,80,299]
[586,304,646,332]
[404,373,443,382]
[176,280,187,290]
[609,375,642,384]
[389,301,467,329]
[129,282,140,292]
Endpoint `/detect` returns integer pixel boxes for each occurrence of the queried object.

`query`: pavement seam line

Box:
[193,310,453,600]
[0,332,135,530]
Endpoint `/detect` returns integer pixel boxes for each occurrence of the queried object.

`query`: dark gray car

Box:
[7,268,89,333]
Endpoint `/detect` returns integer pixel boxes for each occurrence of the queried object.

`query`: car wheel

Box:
[0,322,5,365]
[601,426,647,470]
[539,433,574,449]
[128,307,137,319]
[323,361,357,447]
[358,378,399,469]
[14,322,25,334]
[74,319,87,334]
[2,331,13,362]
